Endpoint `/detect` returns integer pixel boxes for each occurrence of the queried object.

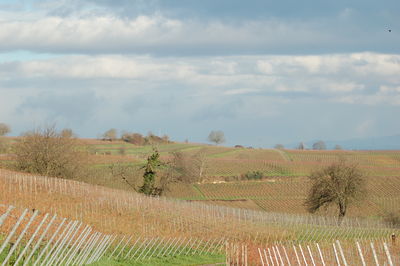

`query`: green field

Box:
[90,254,225,266]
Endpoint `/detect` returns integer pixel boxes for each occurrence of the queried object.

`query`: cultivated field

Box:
[1,139,400,264]
[1,140,400,219]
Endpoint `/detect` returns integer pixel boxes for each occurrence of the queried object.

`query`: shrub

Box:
[224,176,240,182]
[244,171,264,180]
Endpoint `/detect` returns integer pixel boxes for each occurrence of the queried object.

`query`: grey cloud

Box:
[0,6,399,55]
[41,0,399,22]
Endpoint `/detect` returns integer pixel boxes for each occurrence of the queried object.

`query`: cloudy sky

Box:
[0,0,399,147]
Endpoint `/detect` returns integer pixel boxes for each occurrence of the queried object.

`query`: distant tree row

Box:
[101,128,171,145]
[121,131,170,145]
[274,141,343,150]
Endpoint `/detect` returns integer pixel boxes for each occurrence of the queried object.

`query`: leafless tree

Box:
[109,162,139,190]
[0,123,10,136]
[122,132,146,145]
[60,128,76,138]
[297,142,306,150]
[274,144,284,149]
[334,144,343,150]
[169,149,208,184]
[103,128,117,141]
[193,150,208,183]
[14,126,87,179]
[312,141,326,150]
[208,130,225,145]
[305,159,366,222]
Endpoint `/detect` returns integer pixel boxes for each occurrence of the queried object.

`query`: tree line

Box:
[275,141,343,150]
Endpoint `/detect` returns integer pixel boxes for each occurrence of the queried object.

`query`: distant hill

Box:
[293,134,400,150]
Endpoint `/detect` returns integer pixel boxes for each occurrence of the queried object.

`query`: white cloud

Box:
[0,15,185,52]
[380,85,400,93]
[322,82,364,92]
[0,10,396,55]
[224,88,260,95]
[335,94,400,106]
[1,53,399,96]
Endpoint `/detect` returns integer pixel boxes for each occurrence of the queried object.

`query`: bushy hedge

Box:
[243,170,264,180]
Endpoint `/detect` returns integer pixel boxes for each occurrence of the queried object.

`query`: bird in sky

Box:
[388,29,392,32]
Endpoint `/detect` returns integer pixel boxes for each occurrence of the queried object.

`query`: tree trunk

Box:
[338,201,346,225]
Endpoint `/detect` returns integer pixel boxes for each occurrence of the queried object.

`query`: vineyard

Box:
[1,168,399,264]
[82,142,400,178]
[1,139,400,264]
[183,175,400,218]
[224,240,399,265]
[1,140,400,218]
[2,139,400,178]
[0,204,225,265]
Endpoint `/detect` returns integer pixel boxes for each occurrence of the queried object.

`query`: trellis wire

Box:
[250,240,399,266]
[0,204,225,265]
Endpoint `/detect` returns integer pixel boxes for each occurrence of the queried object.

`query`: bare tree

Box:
[312,141,326,150]
[193,150,208,183]
[14,126,87,179]
[0,123,10,136]
[208,130,225,145]
[274,144,284,149]
[103,128,117,141]
[122,132,145,145]
[334,144,343,150]
[304,159,366,222]
[109,162,139,190]
[169,152,196,184]
[60,128,76,138]
[169,149,208,184]
[297,142,306,150]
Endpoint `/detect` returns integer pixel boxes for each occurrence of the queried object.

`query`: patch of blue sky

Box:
[0,51,59,63]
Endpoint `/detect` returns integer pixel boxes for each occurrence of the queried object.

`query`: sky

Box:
[0,0,399,148]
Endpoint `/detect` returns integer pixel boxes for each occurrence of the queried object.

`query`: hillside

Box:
[83,140,400,219]
[1,138,400,219]
[1,169,399,263]
[1,138,400,264]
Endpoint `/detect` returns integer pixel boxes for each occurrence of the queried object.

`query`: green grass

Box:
[89,254,225,266]
[192,184,206,199]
